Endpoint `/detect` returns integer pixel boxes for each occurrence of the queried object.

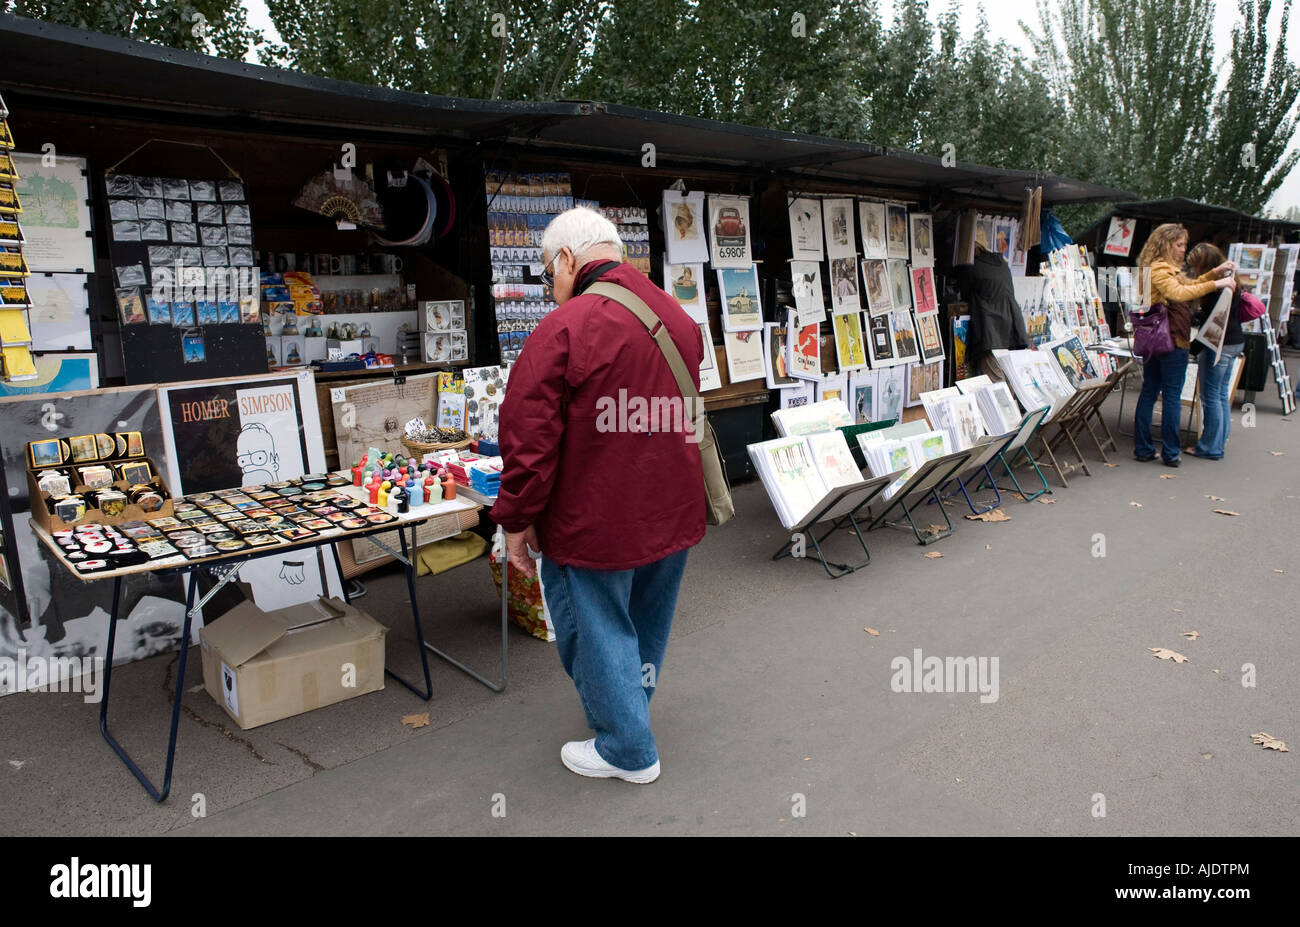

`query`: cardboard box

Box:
[200,596,386,730]
[27,455,173,532]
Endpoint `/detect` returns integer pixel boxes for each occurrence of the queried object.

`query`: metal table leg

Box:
[98,568,198,803]
[423,524,509,692]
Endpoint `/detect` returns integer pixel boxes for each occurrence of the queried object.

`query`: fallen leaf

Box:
[1212,509,1239,517]
[927,524,947,532]
[1160,474,1177,480]
[187,683,205,693]
[1206,495,1226,502]
[8,760,24,770]
[955,777,962,782]
[1038,498,1056,504]
[1180,630,1200,640]
[848,832,857,837]
[1251,732,1289,752]
[863,627,879,636]
[1172,608,1184,613]
[1103,463,1120,468]
[986,544,992,550]
[401,712,430,730]
[1275,569,1285,574]
[924,551,943,559]
[1213,669,1221,674]
[1201,753,1213,759]
[1270,451,1285,456]
[964,508,1011,522]
[1130,501,1143,508]
[1149,647,1189,664]
[804,757,811,761]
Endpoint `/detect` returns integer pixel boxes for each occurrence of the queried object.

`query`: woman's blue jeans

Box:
[1134,348,1189,461]
[540,549,688,771]
[1194,342,1244,458]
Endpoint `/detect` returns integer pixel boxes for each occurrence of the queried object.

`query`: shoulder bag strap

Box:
[585,281,704,418]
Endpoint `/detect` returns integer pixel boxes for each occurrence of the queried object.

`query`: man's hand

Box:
[506,526,541,576]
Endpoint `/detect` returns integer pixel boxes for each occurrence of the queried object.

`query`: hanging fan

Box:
[293,170,384,229]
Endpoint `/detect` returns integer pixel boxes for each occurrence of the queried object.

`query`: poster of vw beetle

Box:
[707,194,753,268]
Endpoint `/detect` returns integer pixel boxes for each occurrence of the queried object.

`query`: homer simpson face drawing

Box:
[237,423,280,485]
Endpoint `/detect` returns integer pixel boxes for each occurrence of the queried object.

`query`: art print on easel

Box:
[858,201,887,260]
[662,190,709,265]
[829,256,861,314]
[885,202,909,259]
[716,265,763,332]
[821,198,856,259]
[909,213,934,268]
[790,260,826,326]
[787,197,824,261]
[707,194,753,268]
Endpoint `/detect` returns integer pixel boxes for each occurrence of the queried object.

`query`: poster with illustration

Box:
[917,313,946,363]
[716,265,763,332]
[664,258,707,323]
[156,370,339,609]
[11,152,95,273]
[707,194,753,268]
[886,202,909,259]
[832,311,869,372]
[849,369,878,423]
[862,259,892,316]
[888,259,913,311]
[787,197,824,261]
[909,213,935,268]
[763,321,799,389]
[877,366,906,422]
[698,318,722,392]
[723,329,765,383]
[785,309,821,381]
[890,310,921,366]
[1103,217,1137,257]
[859,201,887,260]
[662,190,709,265]
[829,256,861,314]
[821,198,855,259]
[867,311,896,368]
[790,260,826,326]
[911,266,938,315]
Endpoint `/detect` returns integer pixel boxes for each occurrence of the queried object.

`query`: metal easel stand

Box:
[977,408,1053,502]
[770,474,897,579]
[933,434,1016,515]
[870,452,973,545]
[99,559,243,802]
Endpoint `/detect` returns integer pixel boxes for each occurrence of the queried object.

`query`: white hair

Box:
[541,207,623,264]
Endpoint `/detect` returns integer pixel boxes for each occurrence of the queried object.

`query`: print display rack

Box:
[1258,312,1296,415]
[767,471,901,579]
[864,449,973,546]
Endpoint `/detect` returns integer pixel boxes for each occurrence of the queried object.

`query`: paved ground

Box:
[3,376,1298,837]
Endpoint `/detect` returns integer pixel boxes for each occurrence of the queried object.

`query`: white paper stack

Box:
[806,430,862,490]
[771,399,855,437]
[857,435,917,500]
[972,381,1022,435]
[748,436,829,528]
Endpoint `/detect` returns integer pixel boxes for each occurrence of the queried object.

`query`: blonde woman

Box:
[1133,224,1236,466]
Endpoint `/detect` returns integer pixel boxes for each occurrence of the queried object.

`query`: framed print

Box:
[786,309,822,381]
[862,259,892,316]
[764,321,799,389]
[788,196,825,261]
[716,265,763,332]
[858,201,887,260]
[888,259,912,311]
[911,266,938,315]
[707,193,753,268]
[663,189,709,265]
[790,260,826,326]
[866,311,895,368]
[821,198,855,259]
[917,312,946,363]
[877,365,906,423]
[909,213,934,268]
[885,202,909,259]
[664,258,707,323]
[829,256,861,314]
[849,369,879,424]
[890,309,921,366]
[832,311,869,372]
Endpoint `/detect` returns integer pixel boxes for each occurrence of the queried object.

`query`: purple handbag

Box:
[1132,304,1174,360]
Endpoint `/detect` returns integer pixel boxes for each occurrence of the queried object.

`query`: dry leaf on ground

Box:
[401,712,430,730]
[1149,647,1189,663]
[1270,451,1285,456]
[986,544,992,550]
[1180,630,1200,640]
[965,508,1011,522]
[1173,608,1185,613]
[924,551,943,559]
[864,627,879,636]
[1103,463,1120,468]
[1130,501,1143,508]
[1038,498,1056,504]
[1275,569,1286,574]
[1213,509,1239,517]
[8,760,24,770]
[1251,732,1289,752]
[1206,495,1226,502]
[1160,474,1177,480]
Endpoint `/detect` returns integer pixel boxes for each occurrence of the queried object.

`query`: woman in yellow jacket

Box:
[1134,224,1237,465]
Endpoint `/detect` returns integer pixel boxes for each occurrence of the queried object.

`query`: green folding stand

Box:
[866,451,973,545]
[979,407,1053,502]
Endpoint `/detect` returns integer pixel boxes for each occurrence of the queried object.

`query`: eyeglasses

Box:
[540,250,564,289]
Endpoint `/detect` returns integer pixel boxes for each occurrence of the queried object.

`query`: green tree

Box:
[6,0,262,59]
[1194,0,1300,213]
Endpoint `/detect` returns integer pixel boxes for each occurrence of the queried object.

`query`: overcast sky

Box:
[243,0,1298,212]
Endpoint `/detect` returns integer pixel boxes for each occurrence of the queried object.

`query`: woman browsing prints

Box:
[1185,243,1245,461]
[1132,224,1236,467]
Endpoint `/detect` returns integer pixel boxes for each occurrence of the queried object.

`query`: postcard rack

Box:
[770,471,902,579]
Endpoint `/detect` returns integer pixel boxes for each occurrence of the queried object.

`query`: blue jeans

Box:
[1195,343,1243,458]
[1134,348,1189,461]
[540,549,688,770]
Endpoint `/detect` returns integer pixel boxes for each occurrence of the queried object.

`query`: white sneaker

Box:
[560,739,660,784]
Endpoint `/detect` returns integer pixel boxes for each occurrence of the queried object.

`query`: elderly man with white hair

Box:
[491,206,706,784]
